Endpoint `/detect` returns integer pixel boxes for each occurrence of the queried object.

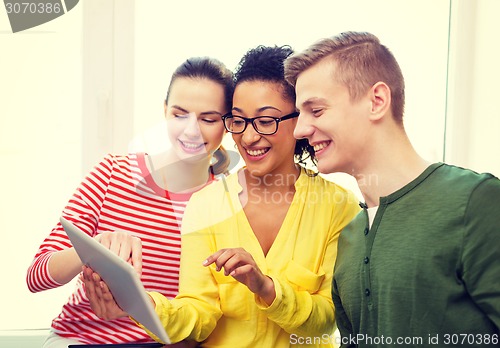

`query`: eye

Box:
[312,108,324,117]
[201,118,218,124]
[174,113,189,119]
[232,119,245,126]
[256,118,275,126]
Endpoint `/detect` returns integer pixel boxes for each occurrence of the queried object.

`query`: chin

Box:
[175,149,208,164]
[317,160,337,175]
[245,165,269,178]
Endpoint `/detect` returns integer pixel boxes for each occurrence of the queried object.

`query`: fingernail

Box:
[202,259,208,266]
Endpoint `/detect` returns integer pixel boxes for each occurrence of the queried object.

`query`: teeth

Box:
[313,142,329,152]
[246,148,268,156]
[181,141,204,149]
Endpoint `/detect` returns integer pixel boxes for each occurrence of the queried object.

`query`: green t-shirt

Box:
[333,163,500,347]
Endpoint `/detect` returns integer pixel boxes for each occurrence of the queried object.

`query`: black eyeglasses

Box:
[221,111,299,135]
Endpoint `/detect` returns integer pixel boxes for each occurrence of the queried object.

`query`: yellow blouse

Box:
[141,167,360,347]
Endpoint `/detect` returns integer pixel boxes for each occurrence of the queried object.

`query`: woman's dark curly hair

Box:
[234,45,316,167]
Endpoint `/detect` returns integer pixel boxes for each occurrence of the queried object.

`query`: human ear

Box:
[369,82,391,121]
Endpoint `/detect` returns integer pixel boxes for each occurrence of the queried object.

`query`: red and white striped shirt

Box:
[27,153,207,344]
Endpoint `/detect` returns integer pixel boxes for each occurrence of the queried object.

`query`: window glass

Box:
[2,0,459,332]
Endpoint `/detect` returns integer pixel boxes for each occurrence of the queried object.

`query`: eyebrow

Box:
[299,97,328,109]
[171,105,223,116]
[232,106,282,114]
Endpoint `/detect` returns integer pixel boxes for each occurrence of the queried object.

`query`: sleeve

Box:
[256,186,360,338]
[332,278,355,348]
[462,176,500,330]
[332,191,360,348]
[137,191,223,343]
[256,246,334,338]
[25,155,114,292]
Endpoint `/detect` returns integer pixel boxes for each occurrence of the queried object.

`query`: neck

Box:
[353,130,430,207]
[148,151,211,194]
[243,163,300,193]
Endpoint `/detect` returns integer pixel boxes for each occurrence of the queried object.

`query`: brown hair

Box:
[211,146,230,176]
[285,31,405,123]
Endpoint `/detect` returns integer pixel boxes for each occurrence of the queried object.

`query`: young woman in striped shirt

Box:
[27,56,234,348]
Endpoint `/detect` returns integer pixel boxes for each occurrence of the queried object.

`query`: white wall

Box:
[82,0,135,174]
[0,0,83,331]
[131,0,451,200]
[131,0,450,171]
[1,0,498,336]
[472,1,500,176]
[445,0,500,176]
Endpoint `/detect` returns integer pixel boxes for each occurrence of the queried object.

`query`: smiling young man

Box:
[285,31,500,347]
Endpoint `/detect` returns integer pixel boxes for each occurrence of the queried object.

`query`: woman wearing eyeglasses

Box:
[83,45,360,347]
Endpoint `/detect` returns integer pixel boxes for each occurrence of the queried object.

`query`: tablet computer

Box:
[60,216,171,344]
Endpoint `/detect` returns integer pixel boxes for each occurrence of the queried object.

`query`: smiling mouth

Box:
[245,148,270,157]
[313,141,331,152]
[179,140,205,152]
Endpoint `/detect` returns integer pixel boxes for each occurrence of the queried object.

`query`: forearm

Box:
[48,248,83,284]
[256,276,277,305]
[27,247,84,292]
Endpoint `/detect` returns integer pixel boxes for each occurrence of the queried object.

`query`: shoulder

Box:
[184,172,237,214]
[92,153,140,173]
[432,163,498,193]
[181,173,238,234]
[190,173,233,201]
[435,162,495,180]
[425,163,500,222]
[82,154,140,188]
[456,166,500,215]
[91,153,135,169]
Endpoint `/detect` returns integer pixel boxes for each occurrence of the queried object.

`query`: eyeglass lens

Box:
[225,116,277,135]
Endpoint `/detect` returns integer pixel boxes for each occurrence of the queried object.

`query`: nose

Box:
[183,113,202,139]
[240,122,261,145]
[293,113,313,141]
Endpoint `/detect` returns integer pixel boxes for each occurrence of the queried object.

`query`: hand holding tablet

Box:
[60,216,171,344]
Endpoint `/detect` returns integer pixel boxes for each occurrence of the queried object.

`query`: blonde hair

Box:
[285,31,405,123]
